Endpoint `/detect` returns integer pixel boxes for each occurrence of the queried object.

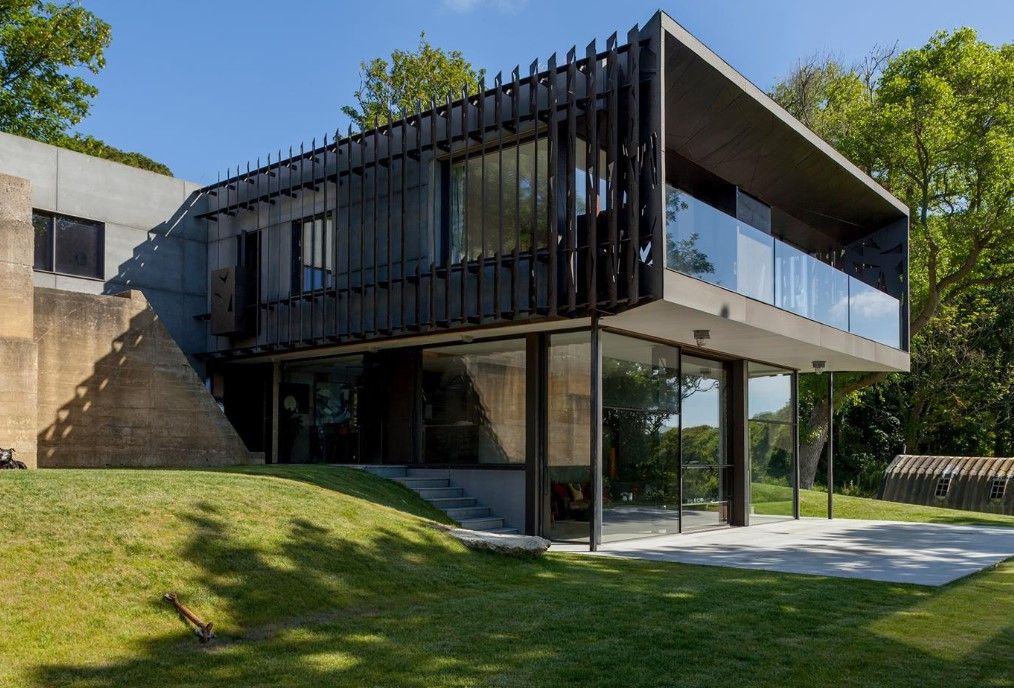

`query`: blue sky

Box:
[77,0,1013,183]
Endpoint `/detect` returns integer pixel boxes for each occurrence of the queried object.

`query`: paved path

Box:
[554,518,1014,586]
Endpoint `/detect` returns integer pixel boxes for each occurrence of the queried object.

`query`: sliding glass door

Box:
[542,330,738,545]
[680,355,732,533]
[600,333,681,542]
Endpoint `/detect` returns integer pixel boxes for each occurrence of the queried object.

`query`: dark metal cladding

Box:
[200,30,663,357]
[565,47,578,313]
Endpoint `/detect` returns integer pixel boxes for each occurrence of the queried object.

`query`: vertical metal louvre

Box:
[199,25,662,358]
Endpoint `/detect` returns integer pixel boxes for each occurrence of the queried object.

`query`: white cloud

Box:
[442,0,528,14]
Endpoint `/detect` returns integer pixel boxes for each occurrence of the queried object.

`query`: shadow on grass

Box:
[211,464,454,523]
[31,492,1014,688]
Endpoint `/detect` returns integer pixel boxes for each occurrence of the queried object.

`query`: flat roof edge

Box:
[656,11,909,218]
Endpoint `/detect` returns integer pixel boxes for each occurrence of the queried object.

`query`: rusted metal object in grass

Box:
[163,592,215,643]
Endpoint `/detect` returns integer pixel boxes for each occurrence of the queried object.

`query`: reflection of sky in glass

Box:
[749,373,792,418]
[682,380,721,428]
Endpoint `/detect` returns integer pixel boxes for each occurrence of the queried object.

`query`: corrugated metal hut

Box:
[879,455,1014,516]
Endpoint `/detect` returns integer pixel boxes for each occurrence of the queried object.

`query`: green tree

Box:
[56,133,171,176]
[0,1,171,175]
[342,32,484,128]
[771,29,1014,486]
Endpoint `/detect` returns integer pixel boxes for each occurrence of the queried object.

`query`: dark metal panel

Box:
[625,26,641,307]
[546,53,559,317]
[586,40,601,312]
[527,60,540,315]
[565,48,578,313]
[511,66,522,319]
[493,73,504,321]
[606,37,620,308]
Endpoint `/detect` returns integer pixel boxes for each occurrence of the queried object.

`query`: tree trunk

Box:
[799,398,829,489]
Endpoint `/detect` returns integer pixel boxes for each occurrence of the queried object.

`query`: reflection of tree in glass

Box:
[603,357,680,503]
[666,189,715,276]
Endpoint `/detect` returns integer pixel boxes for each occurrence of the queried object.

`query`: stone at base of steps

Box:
[447,528,551,557]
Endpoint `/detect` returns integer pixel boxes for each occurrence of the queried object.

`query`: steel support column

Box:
[589,316,603,550]
[792,371,800,520]
[525,333,547,536]
[827,371,834,519]
[730,360,749,527]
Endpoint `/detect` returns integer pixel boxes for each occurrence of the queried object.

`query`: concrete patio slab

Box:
[553,518,1014,586]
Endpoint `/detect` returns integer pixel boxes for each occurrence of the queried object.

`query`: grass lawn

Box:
[752,482,1014,526]
[1,465,1011,688]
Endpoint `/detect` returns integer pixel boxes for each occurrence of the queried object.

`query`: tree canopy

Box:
[0,1,171,175]
[771,29,1014,488]
[341,32,484,129]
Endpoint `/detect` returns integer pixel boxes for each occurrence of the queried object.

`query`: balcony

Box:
[665,187,901,349]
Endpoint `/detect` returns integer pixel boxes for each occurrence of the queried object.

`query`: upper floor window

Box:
[32,210,104,279]
[447,138,548,263]
[291,214,334,293]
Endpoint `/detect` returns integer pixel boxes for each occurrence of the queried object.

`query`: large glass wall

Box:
[280,355,367,463]
[680,355,731,532]
[601,333,681,542]
[748,363,797,519]
[421,339,526,464]
[545,331,592,543]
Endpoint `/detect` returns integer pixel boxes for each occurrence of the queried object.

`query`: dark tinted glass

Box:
[32,212,53,271]
[54,216,103,278]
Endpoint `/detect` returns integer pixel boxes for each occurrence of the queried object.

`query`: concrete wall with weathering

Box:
[0,174,38,468]
[34,287,259,467]
[0,131,209,371]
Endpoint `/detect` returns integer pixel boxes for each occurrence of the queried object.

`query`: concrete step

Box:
[393,477,450,489]
[445,506,492,520]
[427,496,478,509]
[406,468,450,478]
[486,527,521,535]
[459,516,505,531]
[415,486,465,500]
[359,465,408,478]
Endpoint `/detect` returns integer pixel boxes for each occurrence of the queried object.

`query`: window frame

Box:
[988,477,1007,501]
[934,476,951,498]
[31,209,106,281]
[290,212,335,294]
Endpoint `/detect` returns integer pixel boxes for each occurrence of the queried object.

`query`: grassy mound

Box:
[1,466,1011,688]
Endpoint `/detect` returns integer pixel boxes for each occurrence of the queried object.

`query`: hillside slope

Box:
[0,466,1011,688]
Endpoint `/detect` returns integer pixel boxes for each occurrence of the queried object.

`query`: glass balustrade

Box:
[665,186,901,349]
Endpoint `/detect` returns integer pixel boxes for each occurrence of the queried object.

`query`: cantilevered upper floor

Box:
[199,10,909,372]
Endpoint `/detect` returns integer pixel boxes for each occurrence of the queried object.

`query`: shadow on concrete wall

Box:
[35,288,251,467]
[101,191,207,369]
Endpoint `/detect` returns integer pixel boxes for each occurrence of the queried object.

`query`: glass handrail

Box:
[665,186,901,349]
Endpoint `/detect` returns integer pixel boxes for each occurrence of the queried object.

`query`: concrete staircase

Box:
[361,466,519,534]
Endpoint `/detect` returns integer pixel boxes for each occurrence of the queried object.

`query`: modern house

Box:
[0,11,909,549]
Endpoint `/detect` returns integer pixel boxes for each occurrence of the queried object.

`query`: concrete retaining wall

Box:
[0,174,38,467]
[1,170,258,468]
[34,287,259,467]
